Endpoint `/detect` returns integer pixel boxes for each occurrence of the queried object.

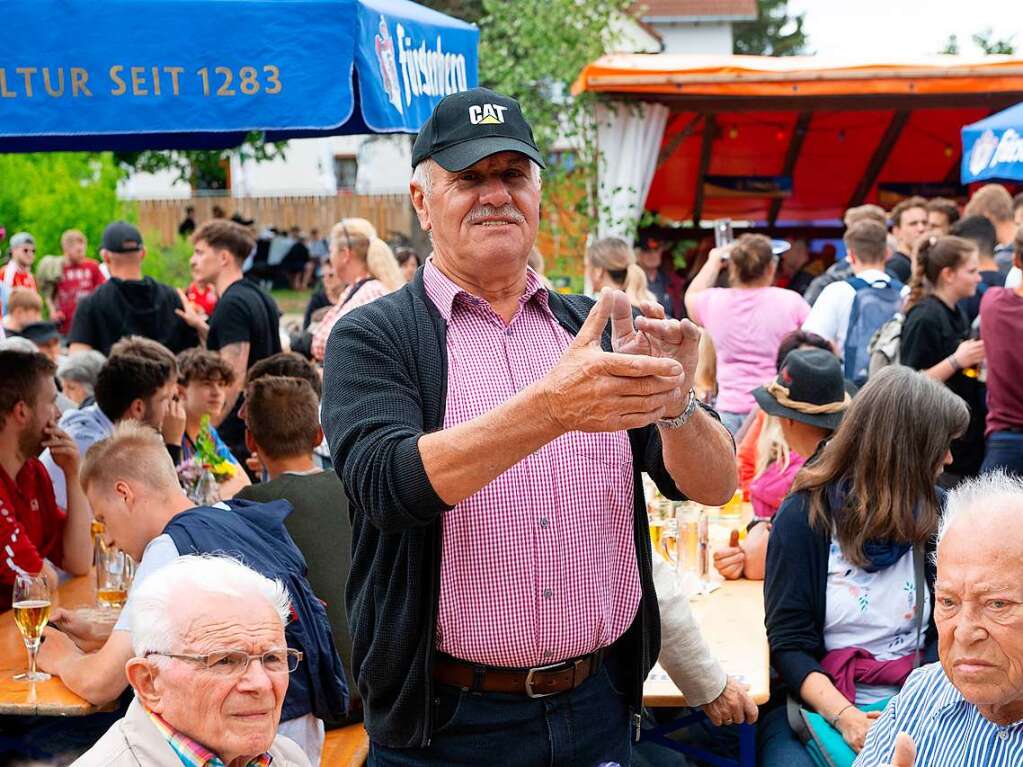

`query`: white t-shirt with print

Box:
[823,541,930,705]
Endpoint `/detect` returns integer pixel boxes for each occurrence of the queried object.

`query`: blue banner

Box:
[355,0,479,132]
[0,0,477,151]
[961,102,1023,183]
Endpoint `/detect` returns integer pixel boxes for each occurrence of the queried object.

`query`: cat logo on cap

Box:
[469,104,507,125]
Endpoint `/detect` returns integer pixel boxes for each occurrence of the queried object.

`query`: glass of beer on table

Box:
[13,571,52,682]
[96,545,134,610]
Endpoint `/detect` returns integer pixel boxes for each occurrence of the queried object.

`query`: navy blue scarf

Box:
[826,480,915,572]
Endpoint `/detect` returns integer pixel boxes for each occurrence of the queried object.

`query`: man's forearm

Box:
[57,650,129,705]
[659,408,736,505]
[62,475,93,575]
[419,384,563,506]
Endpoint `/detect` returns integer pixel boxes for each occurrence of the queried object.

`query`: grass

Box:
[270,288,313,316]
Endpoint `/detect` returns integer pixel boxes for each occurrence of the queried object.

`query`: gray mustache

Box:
[466,205,525,224]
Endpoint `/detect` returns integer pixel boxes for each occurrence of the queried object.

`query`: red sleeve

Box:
[90,260,107,286]
[737,410,765,495]
[0,463,66,583]
[0,502,46,583]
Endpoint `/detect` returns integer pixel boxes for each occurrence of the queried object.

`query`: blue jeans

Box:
[369,661,632,767]
[981,431,1023,476]
[719,411,750,437]
[757,705,815,767]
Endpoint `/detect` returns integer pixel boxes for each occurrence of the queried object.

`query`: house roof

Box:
[632,0,757,21]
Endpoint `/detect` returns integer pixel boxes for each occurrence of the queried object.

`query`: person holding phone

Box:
[685,234,811,435]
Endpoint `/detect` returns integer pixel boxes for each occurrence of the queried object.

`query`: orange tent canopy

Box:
[574,54,1023,225]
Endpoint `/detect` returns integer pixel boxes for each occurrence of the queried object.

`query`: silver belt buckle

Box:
[524,661,569,699]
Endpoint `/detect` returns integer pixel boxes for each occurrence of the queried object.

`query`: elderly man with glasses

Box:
[71,555,312,767]
[37,421,347,765]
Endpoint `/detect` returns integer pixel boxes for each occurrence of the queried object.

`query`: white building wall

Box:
[654,22,734,54]
[119,134,413,199]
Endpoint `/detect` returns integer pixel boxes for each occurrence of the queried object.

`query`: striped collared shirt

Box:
[855,662,1023,767]
[146,707,273,767]
[423,259,640,668]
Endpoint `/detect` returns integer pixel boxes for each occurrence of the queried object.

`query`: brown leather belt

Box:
[432,650,604,699]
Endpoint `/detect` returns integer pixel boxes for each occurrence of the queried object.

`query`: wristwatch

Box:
[658,388,697,430]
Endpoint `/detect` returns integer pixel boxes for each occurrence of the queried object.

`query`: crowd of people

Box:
[0,85,1022,767]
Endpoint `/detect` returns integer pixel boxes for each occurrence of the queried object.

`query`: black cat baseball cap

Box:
[412,87,545,172]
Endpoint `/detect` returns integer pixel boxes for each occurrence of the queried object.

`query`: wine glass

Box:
[12,571,52,682]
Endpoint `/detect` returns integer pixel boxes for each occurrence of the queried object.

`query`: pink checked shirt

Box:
[312,278,391,362]
[424,259,641,668]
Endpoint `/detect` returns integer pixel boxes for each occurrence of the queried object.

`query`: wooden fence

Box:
[137,194,414,247]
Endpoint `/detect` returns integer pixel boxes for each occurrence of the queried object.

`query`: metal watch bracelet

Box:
[657,388,697,430]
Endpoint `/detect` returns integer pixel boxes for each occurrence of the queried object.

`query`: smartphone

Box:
[713,219,733,253]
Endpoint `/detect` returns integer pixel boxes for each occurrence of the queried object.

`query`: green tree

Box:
[115,132,287,188]
[940,34,960,55]
[474,0,631,275]
[417,0,484,24]
[733,0,809,56]
[972,27,1016,55]
[0,153,130,260]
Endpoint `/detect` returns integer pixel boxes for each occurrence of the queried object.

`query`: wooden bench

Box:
[321,723,369,767]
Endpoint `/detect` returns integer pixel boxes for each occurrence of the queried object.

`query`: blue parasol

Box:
[0,0,478,152]
[961,102,1023,183]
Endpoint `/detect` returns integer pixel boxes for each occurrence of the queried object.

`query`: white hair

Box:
[0,337,38,354]
[57,349,106,394]
[129,554,291,656]
[937,470,1023,545]
[410,157,542,195]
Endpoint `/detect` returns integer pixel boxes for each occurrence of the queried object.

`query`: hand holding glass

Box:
[13,571,52,682]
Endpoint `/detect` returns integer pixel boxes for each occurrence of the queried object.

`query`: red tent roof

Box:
[574,54,1023,224]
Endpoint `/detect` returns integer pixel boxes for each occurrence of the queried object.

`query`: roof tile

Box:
[633,0,758,19]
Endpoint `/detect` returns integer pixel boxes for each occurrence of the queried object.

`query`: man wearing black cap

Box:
[322,88,741,763]
[68,222,198,356]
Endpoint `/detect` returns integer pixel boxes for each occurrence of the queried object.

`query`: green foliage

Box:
[733,0,809,56]
[940,34,960,55]
[0,153,130,260]
[476,0,631,263]
[140,232,193,289]
[972,28,1016,55]
[114,132,288,187]
[417,0,484,24]
[478,0,628,156]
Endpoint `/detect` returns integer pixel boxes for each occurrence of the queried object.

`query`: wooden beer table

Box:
[0,574,107,716]
[642,578,770,767]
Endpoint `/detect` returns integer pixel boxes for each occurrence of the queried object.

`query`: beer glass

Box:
[96,546,134,609]
[13,572,52,682]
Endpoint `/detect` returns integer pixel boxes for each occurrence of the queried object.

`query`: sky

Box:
[787,0,1022,59]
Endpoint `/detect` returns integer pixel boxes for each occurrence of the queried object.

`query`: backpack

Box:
[866,312,905,378]
[842,276,903,385]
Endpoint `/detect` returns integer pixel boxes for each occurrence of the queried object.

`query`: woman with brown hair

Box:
[684,234,810,435]
[761,366,969,765]
[900,234,985,485]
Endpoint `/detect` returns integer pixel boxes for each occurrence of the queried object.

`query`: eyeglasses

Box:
[147,648,303,676]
